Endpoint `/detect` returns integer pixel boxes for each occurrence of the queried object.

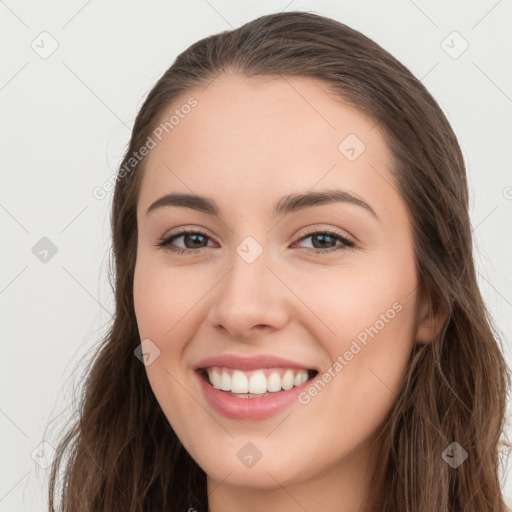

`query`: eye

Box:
[294,228,355,255]
[155,228,215,254]
[155,227,356,255]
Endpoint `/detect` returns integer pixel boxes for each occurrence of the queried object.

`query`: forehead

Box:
[138,73,398,221]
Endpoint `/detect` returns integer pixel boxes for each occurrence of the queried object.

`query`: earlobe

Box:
[416,290,450,344]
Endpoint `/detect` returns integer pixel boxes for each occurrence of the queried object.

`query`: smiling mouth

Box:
[198,366,318,398]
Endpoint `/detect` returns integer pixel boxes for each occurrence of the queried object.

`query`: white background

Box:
[1,0,511,510]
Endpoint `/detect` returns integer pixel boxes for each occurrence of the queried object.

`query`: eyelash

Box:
[155,228,355,255]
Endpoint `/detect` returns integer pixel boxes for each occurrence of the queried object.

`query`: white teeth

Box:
[210,368,222,389]
[267,372,281,392]
[231,370,249,393]
[220,371,231,391]
[248,372,267,394]
[281,370,294,390]
[205,367,310,395]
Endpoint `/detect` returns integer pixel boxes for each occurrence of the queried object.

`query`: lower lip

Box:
[196,371,310,421]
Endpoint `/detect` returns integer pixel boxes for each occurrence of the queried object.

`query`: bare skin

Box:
[133,72,443,512]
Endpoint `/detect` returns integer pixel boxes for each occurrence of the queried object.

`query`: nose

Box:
[207,247,290,341]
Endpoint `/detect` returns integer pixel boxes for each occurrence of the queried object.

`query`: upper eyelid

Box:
[298,226,353,241]
[164,227,216,244]
[163,225,351,238]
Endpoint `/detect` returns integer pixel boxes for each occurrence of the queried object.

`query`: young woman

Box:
[49,11,511,512]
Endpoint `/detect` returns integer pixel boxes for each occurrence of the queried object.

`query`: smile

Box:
[193,354,319,419]
[201,366,316,397]
[196,365,318,420]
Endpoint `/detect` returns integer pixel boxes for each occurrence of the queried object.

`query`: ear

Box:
[416,288,450,344]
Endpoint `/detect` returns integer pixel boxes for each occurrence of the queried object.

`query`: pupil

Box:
[313,234,334,248]
[186,234,206,248]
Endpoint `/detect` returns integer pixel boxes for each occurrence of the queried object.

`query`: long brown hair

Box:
[48,11,511,511]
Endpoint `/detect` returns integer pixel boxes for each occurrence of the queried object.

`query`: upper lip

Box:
[194,354,316,372]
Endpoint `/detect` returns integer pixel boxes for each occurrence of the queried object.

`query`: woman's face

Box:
[133,73,434,506]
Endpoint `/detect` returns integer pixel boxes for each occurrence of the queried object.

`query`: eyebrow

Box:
[146,189,378,219]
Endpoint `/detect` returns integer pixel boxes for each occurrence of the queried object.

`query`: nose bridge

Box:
[226,241,270,300]
[208,237,289,336]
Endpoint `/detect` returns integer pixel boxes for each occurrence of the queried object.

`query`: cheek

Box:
[133,255,209,403]
[325,301,416,418]
[133,254,204,341]
[133,257,204,439]
[291,249,418,400]
[288,252,418,349]
[303,260,418,431]
[286,278,417,478]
